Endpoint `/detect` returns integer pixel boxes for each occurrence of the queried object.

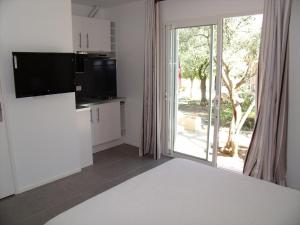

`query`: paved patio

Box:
[174,109,252,173]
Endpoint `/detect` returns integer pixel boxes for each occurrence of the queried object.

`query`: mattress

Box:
[45,158,300,225]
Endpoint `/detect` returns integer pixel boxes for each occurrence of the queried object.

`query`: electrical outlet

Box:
[76,85,82,92]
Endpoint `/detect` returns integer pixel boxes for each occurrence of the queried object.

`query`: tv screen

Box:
[12,52,75,98]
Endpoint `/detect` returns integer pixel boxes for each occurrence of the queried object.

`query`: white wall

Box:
[0,0,81,193]
[107,1,145,147]
[287,0,300,190]
[72,3,94,17]
[72,3,108,19]
[160,0,264,23]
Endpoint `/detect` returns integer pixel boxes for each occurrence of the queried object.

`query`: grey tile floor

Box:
[0,144,171,225]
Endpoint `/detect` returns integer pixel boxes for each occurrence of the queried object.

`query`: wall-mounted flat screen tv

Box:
[12,52,75,98]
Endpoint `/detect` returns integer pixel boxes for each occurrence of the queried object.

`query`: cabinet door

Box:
[97,102,121,144]
[83,17,111,52]
[76,109,93,168]
[90,107,98,146]
[72,16,85,52]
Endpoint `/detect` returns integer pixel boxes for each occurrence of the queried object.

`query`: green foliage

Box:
[177,15,262,135]
[198,58,209,80]
[240,93,256,130]
[178,26,212,81]
[222,15,262,93]
[219,93,256,131]
[221,15,261,133]
[219,99,233,127]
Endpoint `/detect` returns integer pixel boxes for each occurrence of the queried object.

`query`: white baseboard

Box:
[123,138,140,149]
[124,142,139,148]
[15,168,82,194]
[287,180,300,191]
[93,138,126,153]
[0,192,14,199]
[81,161,93,169]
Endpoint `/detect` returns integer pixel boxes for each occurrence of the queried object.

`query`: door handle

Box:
[0,101,3,122]
[97,108,100,122]
[90,109,93,123]
[87,33,89,49]
[79,32,82,49]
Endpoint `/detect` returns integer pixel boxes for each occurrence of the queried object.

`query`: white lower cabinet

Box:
[76,108,93,168]
[90,102,121,146]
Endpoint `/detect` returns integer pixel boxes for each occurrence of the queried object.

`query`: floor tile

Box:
[0,144,171,225]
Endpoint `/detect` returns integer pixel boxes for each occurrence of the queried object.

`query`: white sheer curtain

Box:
[243,0,292,185]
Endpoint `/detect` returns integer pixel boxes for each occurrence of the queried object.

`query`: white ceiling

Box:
[71,0,141,8]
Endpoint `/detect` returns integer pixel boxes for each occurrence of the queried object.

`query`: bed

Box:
[45,158,300,225]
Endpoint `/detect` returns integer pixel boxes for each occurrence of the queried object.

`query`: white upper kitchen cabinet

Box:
[72,15,85,51]
[84,17,111,52]
[72,16,111,52]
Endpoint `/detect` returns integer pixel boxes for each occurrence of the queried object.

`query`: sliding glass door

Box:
[167,22,217,163]
[167,14,263,171]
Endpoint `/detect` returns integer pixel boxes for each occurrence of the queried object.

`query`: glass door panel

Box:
[171,24,217,162]
[216,15,263,172]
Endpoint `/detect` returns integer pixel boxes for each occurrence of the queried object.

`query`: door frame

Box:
[164,11,263,168]
[165,17,219,166]
[0,80,16,199]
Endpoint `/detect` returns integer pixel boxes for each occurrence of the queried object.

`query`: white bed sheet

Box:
[45,158,300,225]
